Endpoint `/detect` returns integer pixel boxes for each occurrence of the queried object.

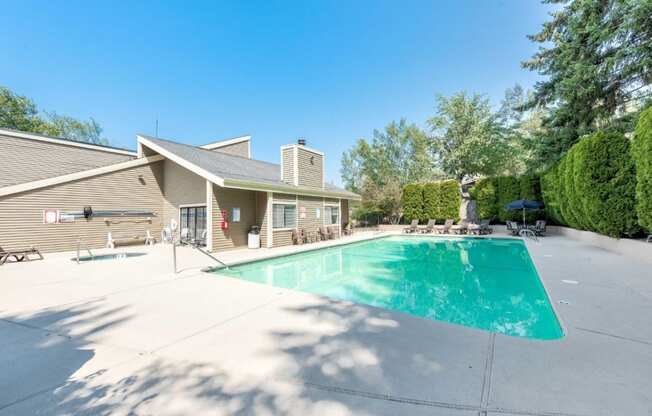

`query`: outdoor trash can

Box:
[248,226,260,249]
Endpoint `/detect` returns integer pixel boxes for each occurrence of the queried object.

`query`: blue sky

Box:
[1,1,552,185]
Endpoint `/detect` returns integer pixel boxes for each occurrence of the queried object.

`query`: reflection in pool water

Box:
[212,236,563,340]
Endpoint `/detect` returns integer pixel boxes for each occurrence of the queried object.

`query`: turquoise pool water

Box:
[212,236,563,340]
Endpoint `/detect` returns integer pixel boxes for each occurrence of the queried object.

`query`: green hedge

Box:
[422,182,440,221]
[496,176,520,222]
[439,180,461,221]
[470,174,544,223]
[469,178,498,221]
[403,180,460,222]
[541,130,638,237]
[402,184,423,222]
[632,107,652,233]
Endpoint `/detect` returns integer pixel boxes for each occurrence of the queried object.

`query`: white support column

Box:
[206,180,214,251]
[267,192,274,248]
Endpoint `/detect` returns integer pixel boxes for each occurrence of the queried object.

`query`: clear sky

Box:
[1,0,552,185]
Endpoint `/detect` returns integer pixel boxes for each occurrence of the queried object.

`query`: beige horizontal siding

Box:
[298,195,322,235]
[272,229,293,247]
[281,147,294,184]
[297,147,323,189]
[211,141,249,158]
[255,192,268,247]
[0,162,164,253]
[273,193,296,204]
[0,134,133,188]
[211,186,259,251]
[161,159,207,237]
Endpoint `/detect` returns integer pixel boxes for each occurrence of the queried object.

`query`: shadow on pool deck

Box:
[0,235,651,415]
[0,297,485,415]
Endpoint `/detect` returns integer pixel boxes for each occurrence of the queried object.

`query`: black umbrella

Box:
[505,199,544,226]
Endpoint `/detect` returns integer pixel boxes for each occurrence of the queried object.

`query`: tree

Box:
[341,119,443,222]
[428,92,516,181]
[632,106,652,233]
[523,0,652,163]
[0,85,109,145]
[0,86,50,133]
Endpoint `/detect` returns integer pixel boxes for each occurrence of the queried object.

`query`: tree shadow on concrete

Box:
[0,294,484,415]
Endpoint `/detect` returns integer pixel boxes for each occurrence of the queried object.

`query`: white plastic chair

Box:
[145,229,156,246]
[180,228,191,244]
[161,227,172,244]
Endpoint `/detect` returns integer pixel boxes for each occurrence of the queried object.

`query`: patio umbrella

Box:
[505,199,544,226]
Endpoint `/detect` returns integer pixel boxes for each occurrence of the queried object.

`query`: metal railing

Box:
[171,240,228,273]
[76,238,94,264]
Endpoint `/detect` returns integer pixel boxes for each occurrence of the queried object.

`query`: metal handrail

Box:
[171,240,228,273]
[76,238,94,264]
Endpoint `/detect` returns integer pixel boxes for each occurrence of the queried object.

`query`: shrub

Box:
[632,107,652,233]
[422,182,440,221]
[469,178,497,221]
[541,165,564,224]
[541,130,638,237]
[577,131,638,237]
[402,184,423,223]
[496,176,520,222]
[519,174,542,222]
[439,180,461,221]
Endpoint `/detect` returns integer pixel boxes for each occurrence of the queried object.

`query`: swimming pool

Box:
[211,236,563,340]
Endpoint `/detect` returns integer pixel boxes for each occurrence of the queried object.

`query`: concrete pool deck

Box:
[0,232,650,415]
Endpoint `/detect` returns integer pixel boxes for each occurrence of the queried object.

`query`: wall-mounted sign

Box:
[59,214,76,223]
[43,209,59,224]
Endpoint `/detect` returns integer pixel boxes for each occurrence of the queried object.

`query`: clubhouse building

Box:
[0,128,360,253]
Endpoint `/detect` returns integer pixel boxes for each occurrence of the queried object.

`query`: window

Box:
[315,208,321,219]
[179,206,206,245]
[325,206,339,225]
[232,207,241,222]
[273,204,296,228]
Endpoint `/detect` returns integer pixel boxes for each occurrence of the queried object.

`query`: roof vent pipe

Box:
[297,138,306,146]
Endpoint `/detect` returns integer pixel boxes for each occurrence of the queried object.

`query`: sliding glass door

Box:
[180,206,207,245]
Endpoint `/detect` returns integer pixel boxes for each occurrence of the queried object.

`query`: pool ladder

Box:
[76,238,94,264]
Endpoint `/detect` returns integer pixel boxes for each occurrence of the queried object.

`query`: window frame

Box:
[324,205,340,226]
[272,203,297,230]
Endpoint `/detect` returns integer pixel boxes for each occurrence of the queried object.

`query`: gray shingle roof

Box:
[139,134,359,199]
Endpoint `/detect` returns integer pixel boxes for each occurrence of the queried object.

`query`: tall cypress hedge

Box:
[439,180,461,221]
[403,180,461,222]
[496,176,520,222]
[402,184,423,222]
[541,130,638,238]
[422,182,440,221]
[469,178,498,221]
[632,107,652,233]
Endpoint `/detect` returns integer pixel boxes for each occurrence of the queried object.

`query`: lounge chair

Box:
[403,219,419,233]
[480,219,493,235]
[450,220,469,235]
[468,222,481,235]
[419,219,436,234]
[434,219,454,234]
[329,226,339,239]
[532,220,546,236]
[506,221,520,236]
[0,246,43,265]
[292,229,303,245]
[319,227,332,241]
[342,222,353,236]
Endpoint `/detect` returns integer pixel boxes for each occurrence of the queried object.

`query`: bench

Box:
[106,231,155,249]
